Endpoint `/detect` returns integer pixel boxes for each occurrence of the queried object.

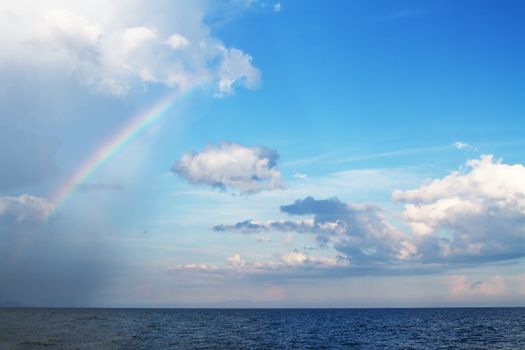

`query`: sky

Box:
[1,0,524,307]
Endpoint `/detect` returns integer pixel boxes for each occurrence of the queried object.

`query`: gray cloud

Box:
[215,196,413,266]
[173,142,282,195]
[213,219,268,233]
[280,197,412,265]
[213,219,317,235]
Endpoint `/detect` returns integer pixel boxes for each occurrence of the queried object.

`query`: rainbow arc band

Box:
[52,92,178,211]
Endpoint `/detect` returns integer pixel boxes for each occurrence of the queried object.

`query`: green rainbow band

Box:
[52,92,178,210]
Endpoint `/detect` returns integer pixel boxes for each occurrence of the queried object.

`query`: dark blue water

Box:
[1,308,524,349]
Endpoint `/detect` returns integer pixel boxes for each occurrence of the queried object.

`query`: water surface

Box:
[1,307,524,349]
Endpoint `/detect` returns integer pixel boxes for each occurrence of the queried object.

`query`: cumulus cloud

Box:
[393,155,525,262]
[172,142,282,194]
[0,1,260,96]
[216,196,415,265]
[280,197,415,264]
[214,155,525,271]
[0,194,54,224]
[183,156,525,278]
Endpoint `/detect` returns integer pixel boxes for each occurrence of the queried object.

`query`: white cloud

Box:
[215,47,260,97]
[454,141,470,150]
[0,194,54,223]
[166,33,189,49]
[167,263,219,273]
[0,1,260,96]
[453,141,477,152]
[273,2,282,13]
[169,250,349,276]
[121,26,157,53]
[281,250,307,265]
[173,142,282,195]
[292,173,307,179]
[227,253,246,268]
[393,155,525,261]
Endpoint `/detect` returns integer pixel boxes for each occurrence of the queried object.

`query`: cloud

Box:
[280,197,414,264]
[167,263,220,274]
[292,173,307,179]
[273,2,282,13]
[0,194,54,224]
[169,251,349,275]
[279,250,346,268]
[453,141,477,152]
[446,274,507,298]
[213,219,268,233]
[0,1,260,96]
[213,219,316,235]
[393,155,525,262]
[216,196,414,266]
[213,155,525,273]
[166,33,189,50]
[227,254,246,268]
[173,142,282,194]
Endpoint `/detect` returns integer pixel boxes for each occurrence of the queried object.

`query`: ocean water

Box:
[1,308,524,349]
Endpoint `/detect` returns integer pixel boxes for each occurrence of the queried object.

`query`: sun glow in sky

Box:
[1,0,525,307]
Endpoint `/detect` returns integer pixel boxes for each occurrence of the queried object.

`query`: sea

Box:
[1,307,524,349]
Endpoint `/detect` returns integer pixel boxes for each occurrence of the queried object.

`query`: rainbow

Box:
[52,92,178,210]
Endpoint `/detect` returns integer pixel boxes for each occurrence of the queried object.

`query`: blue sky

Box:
[1,0,524,307]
